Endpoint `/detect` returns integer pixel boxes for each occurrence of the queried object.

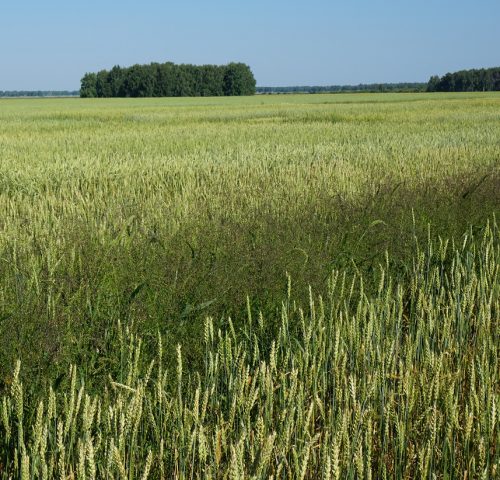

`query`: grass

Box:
[0,92,499,478]
[1,224,498,478]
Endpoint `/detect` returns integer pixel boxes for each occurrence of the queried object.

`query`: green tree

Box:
[155,62,176,96]
[108,66,124,97]
[81,61,257,97]
[80,73,97,98]
[223,63,256,96]
[204,65,225,96]
[96,70,112,97]
[426,75,440,92]
[173,64,195,96]
[122,64,155,97]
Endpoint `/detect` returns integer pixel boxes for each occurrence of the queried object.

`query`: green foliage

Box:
[427,66,500,92]
[257,82,427,94]
[0,225,498,478]
[79,61,257,98]
[79,73,97,98]
[0,92,498,477]
[0,90,79,97]
[95,70,112,98]
[0,92,499,386]
[223,62,256,96]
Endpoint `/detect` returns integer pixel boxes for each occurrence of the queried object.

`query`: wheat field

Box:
[0,93,499,478]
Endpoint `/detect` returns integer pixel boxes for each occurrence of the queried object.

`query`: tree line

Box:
[0,90,79,97]
[257,83,426,94]
[80,62,256,98]
[427,67,500,92]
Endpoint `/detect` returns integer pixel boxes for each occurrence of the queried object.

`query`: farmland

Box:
[0,92,499,478]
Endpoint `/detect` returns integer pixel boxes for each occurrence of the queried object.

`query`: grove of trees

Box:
[427,67,500,92]
[80,62,256,98]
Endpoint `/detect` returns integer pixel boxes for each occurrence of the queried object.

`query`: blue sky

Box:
[1,0,499,90]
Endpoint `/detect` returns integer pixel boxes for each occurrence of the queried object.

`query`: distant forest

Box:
[80,62,256,97]
[0,90,79,97]
[427,67,500,92]
[3,66,499,98]
[256,83,426,94]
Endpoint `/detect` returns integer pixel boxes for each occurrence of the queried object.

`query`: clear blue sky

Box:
[1,0,499,90]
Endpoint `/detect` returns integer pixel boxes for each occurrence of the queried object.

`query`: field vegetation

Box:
[0,92,499,478]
